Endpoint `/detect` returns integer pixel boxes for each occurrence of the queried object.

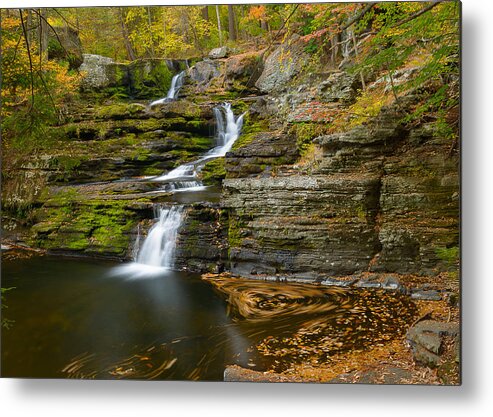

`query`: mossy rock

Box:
[95,103,147,120]
[127,59,173,99]
[150,100,202,119]
[30,191,139,257]
[232,119,268,151]
[200,158,226,185]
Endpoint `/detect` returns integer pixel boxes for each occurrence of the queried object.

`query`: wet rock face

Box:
[3,97,217,257]
[79,55,175,98]
[186,51,262,94]
[223,174,382,278]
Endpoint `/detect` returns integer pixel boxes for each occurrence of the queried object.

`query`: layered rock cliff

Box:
[2,38,459,283]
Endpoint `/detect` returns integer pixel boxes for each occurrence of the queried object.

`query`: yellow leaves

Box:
[1,16,22,30]
[329,86,393,134]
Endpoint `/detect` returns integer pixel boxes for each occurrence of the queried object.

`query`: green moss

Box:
[30,192,137,256]
[135,117,203,133]
[118,134,139,146]
[208,91,240,102]
[44,188,80,206]
[142,166,164,176]
[230,99,249,115]
[130,148,152,161]
[183,135,213,151]
[232,119,268,151]
[291,122,327,156]
[228,215,244,250]
[95,103,146,120]
[435,246,459,266]
[355,204,368,222]
[200,158,226,185]
[130,60,172,99]
[49,155,89,182]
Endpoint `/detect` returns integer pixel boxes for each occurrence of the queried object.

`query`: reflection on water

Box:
[1,257,417,380]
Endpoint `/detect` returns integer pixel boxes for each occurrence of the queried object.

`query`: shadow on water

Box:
[2,255,418,381]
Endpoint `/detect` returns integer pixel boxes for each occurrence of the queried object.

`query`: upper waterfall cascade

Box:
[149,71,185,106]
[153,102,245,191]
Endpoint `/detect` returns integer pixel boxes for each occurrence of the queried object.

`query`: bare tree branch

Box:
[394,2,441,28]
[340,2,376,31]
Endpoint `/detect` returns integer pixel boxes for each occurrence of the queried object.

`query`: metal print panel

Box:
[1,1,460,384]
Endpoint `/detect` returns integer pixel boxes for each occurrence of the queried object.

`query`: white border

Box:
[2,1,492,416]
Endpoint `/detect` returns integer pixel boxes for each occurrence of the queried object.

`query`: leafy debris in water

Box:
[203,276,418,372]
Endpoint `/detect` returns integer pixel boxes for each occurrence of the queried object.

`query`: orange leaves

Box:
[247,5,266,22]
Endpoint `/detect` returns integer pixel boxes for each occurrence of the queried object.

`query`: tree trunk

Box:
[215,5,223,46]
[146,6,155,57]
[202,6,209,21]
[227,5,237,41]
[162,11,167,56]
[25,9,33,49]
[39,8,49,62]
[118,8,136,61]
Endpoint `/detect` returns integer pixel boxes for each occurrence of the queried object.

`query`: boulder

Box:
[79,55,173,98]
[209,46,230,59]
[223,51,263,91]
[79,54,118,89]
[187,59,222,85]
[255,34,310,93]
[317,71,360,103]
[406,320,460,367]
[248,96,279,120]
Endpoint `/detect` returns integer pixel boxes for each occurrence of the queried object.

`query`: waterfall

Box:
[136,206,183,268]
[150,71,185,106]
[131,223,141,261]
[153,102,245,190]
[166,71,185,99]
[210,103,245,157]
[114,103,245,277]
[110,205,183,277]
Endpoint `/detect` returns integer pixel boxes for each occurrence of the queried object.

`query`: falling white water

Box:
[153,102,245,191]
[154,164,195,182]
[109,206,183,278]
[150,71,185,106]
[136,206,183,268]
[111,102,244,278]
[209,103,245,157]
[131,223,141,261]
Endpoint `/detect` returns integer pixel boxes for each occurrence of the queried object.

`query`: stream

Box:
[1,255,417,380]
[1,256,275,380]
[1,73,418,381]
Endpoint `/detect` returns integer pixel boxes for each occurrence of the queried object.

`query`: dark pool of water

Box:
[1,256,258,380]
[1,255,418,381]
